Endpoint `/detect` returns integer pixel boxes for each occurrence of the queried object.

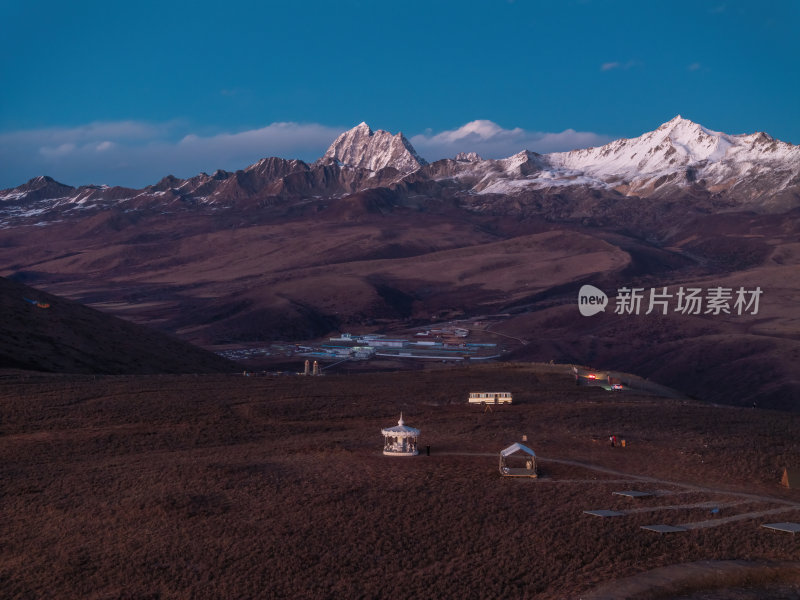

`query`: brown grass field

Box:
[2,363,800,599]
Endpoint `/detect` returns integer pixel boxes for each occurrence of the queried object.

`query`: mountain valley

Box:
[1,117,798,409]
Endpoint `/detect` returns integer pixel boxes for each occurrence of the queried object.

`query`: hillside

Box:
[0,276,235,374]
[2,364,800,598]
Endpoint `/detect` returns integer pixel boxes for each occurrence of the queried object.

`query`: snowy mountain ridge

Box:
[433,115,800,208]
[540,115,800,199]
[2,116,799,226]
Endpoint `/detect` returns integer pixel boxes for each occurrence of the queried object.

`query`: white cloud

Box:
[687,62,702,71]
[600,60,642,72]
[0,120,345,188]
[39,142,77,158]
[410,120,612,161]
[176,122,345,159]
[0,119,613,189]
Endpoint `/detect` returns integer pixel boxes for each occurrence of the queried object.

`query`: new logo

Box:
[578,285,608,316]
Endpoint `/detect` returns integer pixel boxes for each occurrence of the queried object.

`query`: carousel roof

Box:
[500,442,536,457]
[381,413,420,436]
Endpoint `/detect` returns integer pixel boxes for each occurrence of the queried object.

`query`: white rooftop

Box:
[381,413,420,437]
[500,442,536,457]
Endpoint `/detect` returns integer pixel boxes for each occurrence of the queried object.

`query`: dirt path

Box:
[541,457,800,508]
[440,452,800,530]
[544,457,800,530]
[604,369,690,399]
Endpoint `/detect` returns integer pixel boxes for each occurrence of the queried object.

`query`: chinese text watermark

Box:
[579,285,763,316]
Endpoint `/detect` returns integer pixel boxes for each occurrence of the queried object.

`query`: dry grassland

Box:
[2,364,800,598]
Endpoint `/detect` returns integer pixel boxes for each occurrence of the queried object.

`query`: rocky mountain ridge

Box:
[317,122,427,174]
[1,117,798,228]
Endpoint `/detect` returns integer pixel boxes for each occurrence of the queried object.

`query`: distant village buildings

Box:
[322,330,497,361]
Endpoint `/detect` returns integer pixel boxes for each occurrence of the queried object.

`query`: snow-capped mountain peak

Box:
[544,115,789,179]
[657,114,691,129]
[548,116,736,178]
[318,123,427,174]
[495,116,796,206]
[658,115,733,162]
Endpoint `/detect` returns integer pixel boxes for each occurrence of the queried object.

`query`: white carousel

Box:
[381,413,420,456]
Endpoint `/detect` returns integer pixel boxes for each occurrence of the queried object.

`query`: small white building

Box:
[468,392,513,405]
[366,339,406,348]
[352,346,376,359]
[329,333,354,341]
[381,414,420,456]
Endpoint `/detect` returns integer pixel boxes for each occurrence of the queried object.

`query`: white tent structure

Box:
[381,413,420,456]
[499,442,538,477]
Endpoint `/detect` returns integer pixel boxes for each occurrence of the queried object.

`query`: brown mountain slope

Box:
[0,277,235,374]
[0,208,630,344]
[0,190,798,409]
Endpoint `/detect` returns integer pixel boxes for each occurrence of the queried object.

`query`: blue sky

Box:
[1,0,797,188]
